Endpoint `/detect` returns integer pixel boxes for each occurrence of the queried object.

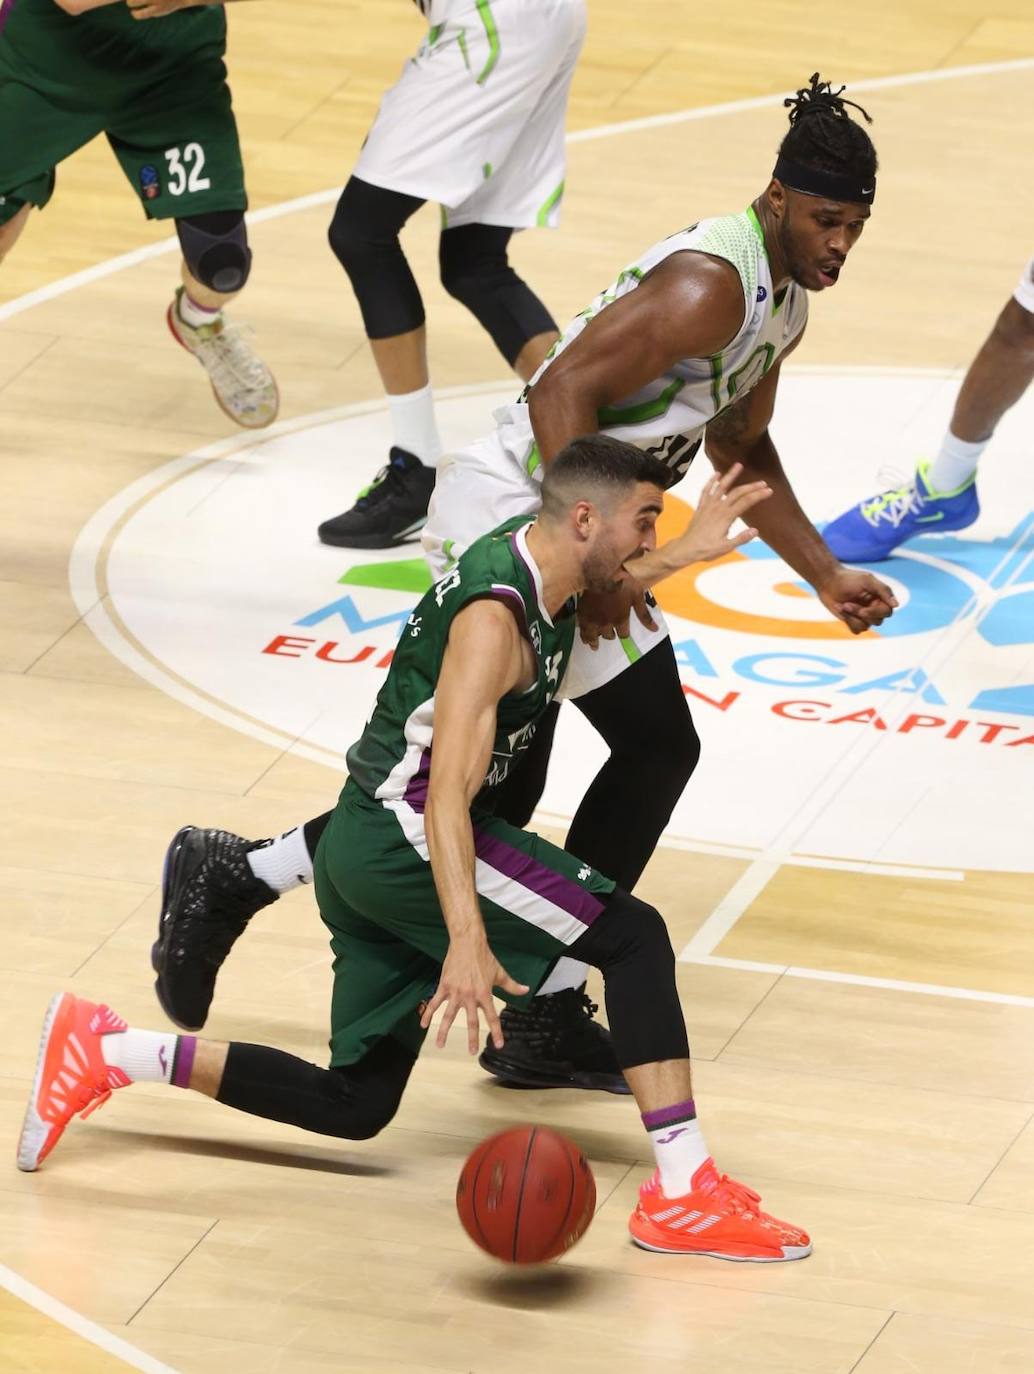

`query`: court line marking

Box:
[0,1263,181,1374]
[685,956,1034,1012]
[530,808,965,880]
[3,55,1033,325]
[681,520,1034,962]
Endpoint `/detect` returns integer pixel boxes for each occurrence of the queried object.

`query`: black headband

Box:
[773,154,875,206]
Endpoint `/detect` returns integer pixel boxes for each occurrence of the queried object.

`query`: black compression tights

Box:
[300,643,698,892]
[216,1034,416,1140]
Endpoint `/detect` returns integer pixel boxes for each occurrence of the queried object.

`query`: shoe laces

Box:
[190,319,272,392]
[860,466,924,529]
[355,458,409,509]
[710,1173,762,1216]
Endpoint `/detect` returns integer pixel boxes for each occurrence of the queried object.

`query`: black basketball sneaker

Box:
[479,988,630,1094]
[317,446,436,549]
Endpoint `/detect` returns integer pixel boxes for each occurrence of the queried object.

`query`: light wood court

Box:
[3,3,1034,1372]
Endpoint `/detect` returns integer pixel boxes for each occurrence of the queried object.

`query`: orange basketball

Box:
[456,1125,596,1264]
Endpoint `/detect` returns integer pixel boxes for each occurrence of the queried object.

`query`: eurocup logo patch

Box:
[139,164,161,201]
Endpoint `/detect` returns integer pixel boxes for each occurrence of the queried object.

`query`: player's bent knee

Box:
[176,211,252,295]
[327,1072,402,1140]
[572,889,675,976]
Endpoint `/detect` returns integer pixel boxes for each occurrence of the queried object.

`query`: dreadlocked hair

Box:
[779,73,877,179]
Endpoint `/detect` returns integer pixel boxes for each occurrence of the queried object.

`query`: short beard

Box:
[582,545,625,594]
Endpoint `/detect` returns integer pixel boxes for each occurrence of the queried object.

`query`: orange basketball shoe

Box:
[629,1159,812,1261]
[17,993,131,1172]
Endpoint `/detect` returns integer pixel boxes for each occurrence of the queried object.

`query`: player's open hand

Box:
[678,463,772,563]
[817,566,899,634]
[577,584,657,650]
[420,936,529,1053]
[126,0,204,19]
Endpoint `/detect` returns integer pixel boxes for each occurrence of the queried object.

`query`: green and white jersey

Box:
[346,516,575,812]
[495,206,808,487]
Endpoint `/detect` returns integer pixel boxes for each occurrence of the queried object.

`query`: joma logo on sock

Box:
[656,1127,688,1145]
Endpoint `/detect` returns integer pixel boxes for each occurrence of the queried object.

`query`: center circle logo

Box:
[73,370,1034,873]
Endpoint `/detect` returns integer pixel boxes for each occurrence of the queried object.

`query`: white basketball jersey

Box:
[495,207,809,486]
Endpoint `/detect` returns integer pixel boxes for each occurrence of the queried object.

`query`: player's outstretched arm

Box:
[527,253,745,464]
[704,361,898,634]
[626,464,773,588]
[421,602,531,1052]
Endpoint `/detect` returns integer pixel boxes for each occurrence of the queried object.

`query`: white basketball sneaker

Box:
[167,286,279,430]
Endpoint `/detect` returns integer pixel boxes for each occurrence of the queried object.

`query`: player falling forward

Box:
[0,0,277,428]
[824,256,1034,559]
[318,0,586,549]
[146,74,898,1097]
[19,440,811,1261]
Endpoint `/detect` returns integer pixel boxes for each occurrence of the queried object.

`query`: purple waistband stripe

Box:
[171,1035,197,1089]
[402,748,433,814]
[641,1098,696,1130]
[474,825,605,927]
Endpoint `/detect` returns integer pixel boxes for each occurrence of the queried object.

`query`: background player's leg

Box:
[568,642,700,890]
[936,292,1034,475]
[166,209,279,430]
[824,267,1034,562]
[320,177,439,550]
[0,203,32,265]
[438,224,558,382]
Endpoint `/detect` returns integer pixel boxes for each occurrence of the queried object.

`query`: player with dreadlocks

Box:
[146,77,900,1140]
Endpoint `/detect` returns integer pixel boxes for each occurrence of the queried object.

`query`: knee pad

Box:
[176,210,251,294]
[327,178,425,338]
[439,223,556,366]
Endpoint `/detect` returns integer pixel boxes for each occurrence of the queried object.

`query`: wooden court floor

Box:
[3,3,1034,1372]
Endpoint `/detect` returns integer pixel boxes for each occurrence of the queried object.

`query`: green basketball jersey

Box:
[345,516,574,811]
[0,0,226,97]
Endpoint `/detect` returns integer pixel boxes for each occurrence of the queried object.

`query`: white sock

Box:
[536,957,590,996]
[642,1099,711,1197]
[387,384,442,467]
[246,826,312,893]
[928,431,986,493]
[100,1025,185,1085]
[177,290,221,328]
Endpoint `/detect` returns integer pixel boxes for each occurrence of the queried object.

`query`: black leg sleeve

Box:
[216,1034,417,1140]
[439,223,557,366]
[567,642,700,890]
[568,888,689,1069]
[328,177,426,340]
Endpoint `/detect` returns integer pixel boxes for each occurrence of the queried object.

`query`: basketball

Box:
[456,1125,596,1264]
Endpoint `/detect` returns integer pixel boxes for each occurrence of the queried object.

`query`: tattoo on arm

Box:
[706,396,753,446]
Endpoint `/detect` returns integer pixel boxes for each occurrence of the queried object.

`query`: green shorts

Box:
[314,781,615,1067]
[0,60,245,226]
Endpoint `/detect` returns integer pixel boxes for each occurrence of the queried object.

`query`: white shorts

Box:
[353,0,587,229]
[1013,256,1034,315]
[422,420,671,699]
